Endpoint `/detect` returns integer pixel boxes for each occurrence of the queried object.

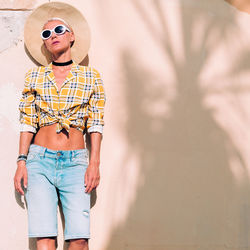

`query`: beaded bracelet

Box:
[17,154,27,163]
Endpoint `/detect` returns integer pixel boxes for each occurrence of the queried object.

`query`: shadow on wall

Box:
[105,1,250,250]
[24,44,90,67]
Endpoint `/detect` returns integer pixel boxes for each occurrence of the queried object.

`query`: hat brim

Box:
[24,2,91,66]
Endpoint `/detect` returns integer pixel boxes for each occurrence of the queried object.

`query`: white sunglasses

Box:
[41,24,70,40]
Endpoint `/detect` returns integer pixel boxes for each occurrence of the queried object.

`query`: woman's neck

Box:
[52,50,72,63]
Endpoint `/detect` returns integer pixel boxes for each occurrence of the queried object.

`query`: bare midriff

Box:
[33,123,85,150]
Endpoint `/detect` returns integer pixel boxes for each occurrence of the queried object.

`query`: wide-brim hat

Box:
[24,2,91,66]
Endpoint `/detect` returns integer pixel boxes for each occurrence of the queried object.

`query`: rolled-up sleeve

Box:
[19,69,38,133]
[87,68,106,134]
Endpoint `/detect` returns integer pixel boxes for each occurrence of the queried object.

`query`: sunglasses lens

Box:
[54,25,65,34]
[42,30,51,39]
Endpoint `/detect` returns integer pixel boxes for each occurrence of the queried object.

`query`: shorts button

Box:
[57,152,61,156]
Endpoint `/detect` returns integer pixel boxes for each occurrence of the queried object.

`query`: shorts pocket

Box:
[72,152,89,165]
[26,151,41,163]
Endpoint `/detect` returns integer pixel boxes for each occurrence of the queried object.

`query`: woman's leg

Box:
[37,237,57,250]
[68,238,88,250]
[68,239,89,250]
[25,146,58,242]
[57,150,91,242]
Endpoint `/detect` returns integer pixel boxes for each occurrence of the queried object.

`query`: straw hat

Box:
[24,2,91,66]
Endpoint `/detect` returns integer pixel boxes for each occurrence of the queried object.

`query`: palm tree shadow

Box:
[105,1,250,249]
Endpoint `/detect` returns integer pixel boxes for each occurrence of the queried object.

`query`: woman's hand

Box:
[84,160,100,194]
[14,161,28,195]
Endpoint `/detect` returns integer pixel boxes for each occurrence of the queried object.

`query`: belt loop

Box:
[41,147,46,158]
[85,148,89,159]
[71,151,74,161]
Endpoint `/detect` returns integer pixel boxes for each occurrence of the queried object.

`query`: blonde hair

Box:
[43,17,73,32]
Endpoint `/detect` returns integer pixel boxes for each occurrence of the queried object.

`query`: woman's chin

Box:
[50,47,67,56]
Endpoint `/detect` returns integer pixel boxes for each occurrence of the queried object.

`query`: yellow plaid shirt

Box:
[19,61,106,134]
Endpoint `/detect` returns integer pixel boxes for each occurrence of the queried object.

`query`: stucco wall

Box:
[2,0,250,249]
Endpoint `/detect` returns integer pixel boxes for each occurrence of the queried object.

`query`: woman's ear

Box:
[70,31,75,47]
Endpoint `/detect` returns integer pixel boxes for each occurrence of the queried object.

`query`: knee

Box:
[37,236,55,241]
[69,238,88,247]
[37,237,56,248]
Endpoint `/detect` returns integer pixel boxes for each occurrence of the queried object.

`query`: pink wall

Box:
[1,0,250,249]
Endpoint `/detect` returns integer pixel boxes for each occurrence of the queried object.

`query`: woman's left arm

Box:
[84,132,102,193]
[84,68,106,193]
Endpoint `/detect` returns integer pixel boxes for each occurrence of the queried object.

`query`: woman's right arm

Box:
[14,132,34,195]
[14,68,38,195]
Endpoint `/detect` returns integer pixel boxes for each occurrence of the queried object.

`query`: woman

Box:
[13,2,105,250]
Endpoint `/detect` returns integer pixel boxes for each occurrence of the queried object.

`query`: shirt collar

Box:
[45,60,78,87]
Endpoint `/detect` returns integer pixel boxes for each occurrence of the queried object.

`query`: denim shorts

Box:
[24,144,90,241]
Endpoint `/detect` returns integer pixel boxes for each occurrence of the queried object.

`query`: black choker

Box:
[52,60,73,66]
